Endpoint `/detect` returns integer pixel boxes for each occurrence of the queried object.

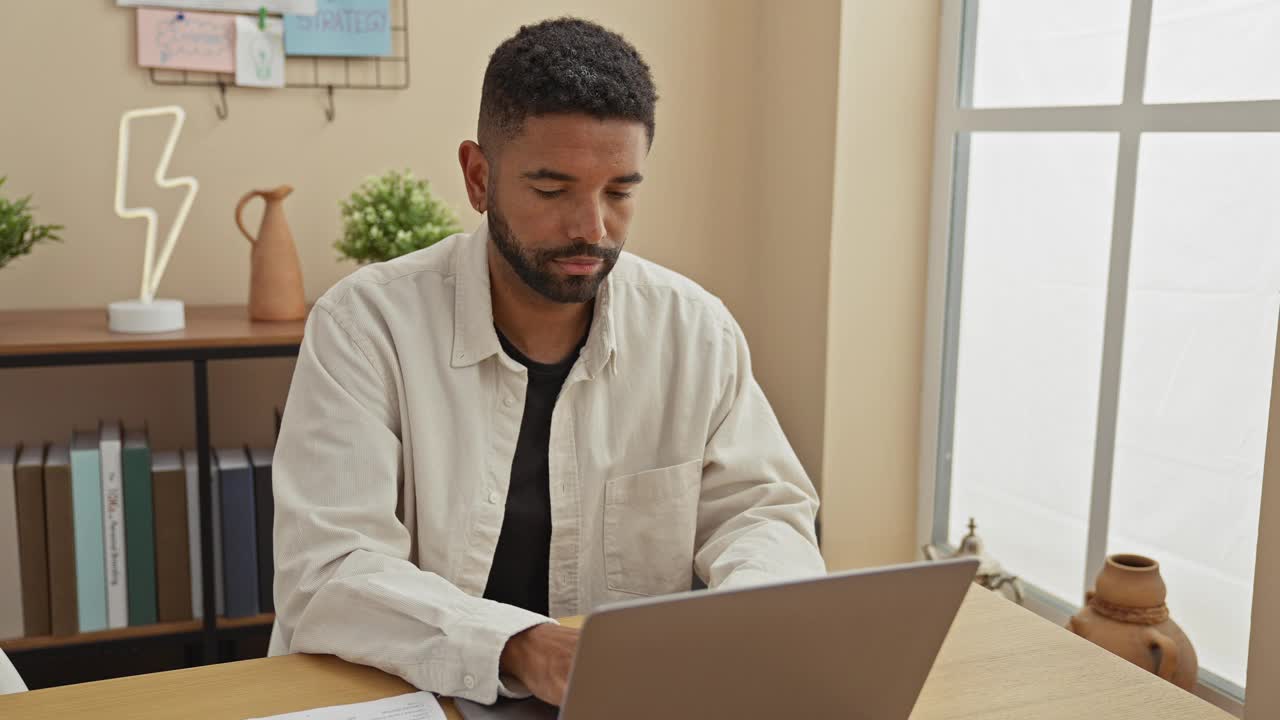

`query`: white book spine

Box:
[184,451,203,620]
[100,425,128,629]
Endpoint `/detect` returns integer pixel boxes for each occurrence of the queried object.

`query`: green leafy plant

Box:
[336,169,464,264]
[0,177,62,270]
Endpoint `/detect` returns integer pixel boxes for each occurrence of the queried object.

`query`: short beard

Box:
[487,194,620,304]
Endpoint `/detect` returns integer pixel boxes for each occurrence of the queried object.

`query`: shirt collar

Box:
[451,217,618,378]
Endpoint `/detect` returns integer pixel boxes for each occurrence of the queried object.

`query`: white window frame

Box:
[917,1,1280,715]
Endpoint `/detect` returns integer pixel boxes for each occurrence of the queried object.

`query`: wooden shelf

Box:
[217,613,276,631]
[0,613,275,653]
[0,619,202,653]
[0,305,306,358]
[0,308,292,671]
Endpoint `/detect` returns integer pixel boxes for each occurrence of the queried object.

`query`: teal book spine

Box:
[70,432,107,633]
[123,432,158,626]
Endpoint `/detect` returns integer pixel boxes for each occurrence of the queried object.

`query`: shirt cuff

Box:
[497,674,534,699]
[452,603,556,704]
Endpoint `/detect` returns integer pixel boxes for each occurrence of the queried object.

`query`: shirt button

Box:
[488,490,501,505]
[463,674,476,690]
[503,395,515,407]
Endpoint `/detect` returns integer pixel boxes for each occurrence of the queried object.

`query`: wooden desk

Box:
[0,587,1233,719]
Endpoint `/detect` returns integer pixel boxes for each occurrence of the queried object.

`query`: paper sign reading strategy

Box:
[136,8,235,73]
[284,0,391,57]
[245,691,447,720]
[235,15,286,88]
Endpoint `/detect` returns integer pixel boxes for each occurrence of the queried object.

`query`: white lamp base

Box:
[108,299,186,334]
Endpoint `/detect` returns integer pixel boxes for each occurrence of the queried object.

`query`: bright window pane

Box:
[1146,0,1280,104]
[968,0,1130,109]
[1109,133,1280,688]
[951,133,1119,604]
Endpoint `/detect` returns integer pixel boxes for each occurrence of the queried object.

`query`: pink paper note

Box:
[136,8,235,74]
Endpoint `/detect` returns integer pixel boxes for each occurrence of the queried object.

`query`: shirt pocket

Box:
[603,459,702,597]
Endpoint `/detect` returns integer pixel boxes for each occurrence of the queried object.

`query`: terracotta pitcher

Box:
[1068,554,1198,690]
[236,185,306,321]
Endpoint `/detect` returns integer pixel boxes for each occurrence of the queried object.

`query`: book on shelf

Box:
[99,421,129,630]
[217,448,260,619]
[16,444,50,637]
[181,449,205,621]
[70,430,107,634]
[152,451,192,623]
[123,429,158,626]
[44,444,78,637]
[212,453,225,618]
[250,447,275,614]
[0,446,22,640]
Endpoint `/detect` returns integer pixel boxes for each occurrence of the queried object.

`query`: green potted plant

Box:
[0,177,62,270]
[335,169,463,264]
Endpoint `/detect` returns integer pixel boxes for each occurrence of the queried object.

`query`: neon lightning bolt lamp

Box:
[109,105,199,334]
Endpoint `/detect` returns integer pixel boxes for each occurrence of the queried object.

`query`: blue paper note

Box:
[284,0,391,57]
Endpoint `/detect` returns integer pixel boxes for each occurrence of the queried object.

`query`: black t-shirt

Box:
[482,326,587,616]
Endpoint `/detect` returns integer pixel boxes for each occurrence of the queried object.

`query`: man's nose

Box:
[566,197,606,246]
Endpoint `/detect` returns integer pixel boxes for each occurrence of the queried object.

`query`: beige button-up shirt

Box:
[269,220,824,704]
[0,649,25,695]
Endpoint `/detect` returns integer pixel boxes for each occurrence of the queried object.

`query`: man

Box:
[270,17,824,708]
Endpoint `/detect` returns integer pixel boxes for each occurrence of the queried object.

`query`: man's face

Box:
[484,114,648,304]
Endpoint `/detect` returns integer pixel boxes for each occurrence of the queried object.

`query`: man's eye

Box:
[607,190,632,200]
[534,188,565,198]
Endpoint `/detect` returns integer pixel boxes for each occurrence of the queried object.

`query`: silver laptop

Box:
[456,557,978,720]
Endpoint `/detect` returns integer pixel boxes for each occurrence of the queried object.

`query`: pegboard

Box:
[145,0,410,119]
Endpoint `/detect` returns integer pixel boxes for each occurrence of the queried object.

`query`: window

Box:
[924,0,1280,705]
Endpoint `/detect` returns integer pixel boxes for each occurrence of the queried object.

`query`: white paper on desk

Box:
[245,691,447,720]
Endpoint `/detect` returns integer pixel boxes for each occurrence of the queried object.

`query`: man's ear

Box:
[458,140,490,213]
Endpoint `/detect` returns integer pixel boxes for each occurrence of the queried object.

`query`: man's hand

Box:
[499,623,580,706]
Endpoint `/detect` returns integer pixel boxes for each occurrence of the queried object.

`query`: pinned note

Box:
[136,8,235,73]
[235,15,286,87]
[284,0,391,57]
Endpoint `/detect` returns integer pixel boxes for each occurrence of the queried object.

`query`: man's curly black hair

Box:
[479,17,657,150]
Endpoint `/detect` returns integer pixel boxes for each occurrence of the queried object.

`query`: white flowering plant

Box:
[336,169,463,264]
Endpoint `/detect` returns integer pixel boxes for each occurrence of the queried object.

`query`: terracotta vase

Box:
[235,185,306,321]
[1068,554,1198,691]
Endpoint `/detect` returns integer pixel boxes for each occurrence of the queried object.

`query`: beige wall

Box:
[0,1,942,570]
[749,0,842,490]
[819,0,941,570]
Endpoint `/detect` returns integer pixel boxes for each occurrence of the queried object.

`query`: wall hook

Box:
[215,78,229,120]
[324,85,336,122]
